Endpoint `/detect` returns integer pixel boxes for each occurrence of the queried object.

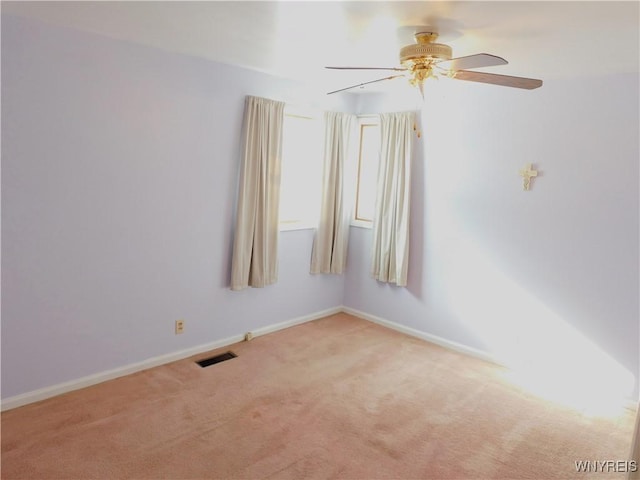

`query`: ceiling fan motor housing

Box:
[400,32,452,66]
[400,42,452,62]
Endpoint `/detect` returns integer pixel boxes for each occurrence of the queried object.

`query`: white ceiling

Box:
[3,1,639,93]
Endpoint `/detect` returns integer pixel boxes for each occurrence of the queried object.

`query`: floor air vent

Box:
[196,351,237,368]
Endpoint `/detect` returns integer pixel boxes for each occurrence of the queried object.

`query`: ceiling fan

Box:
[326,29,543,96]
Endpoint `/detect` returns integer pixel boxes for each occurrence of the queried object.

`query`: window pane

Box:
[279,114,321,226]
[355,123,381,222]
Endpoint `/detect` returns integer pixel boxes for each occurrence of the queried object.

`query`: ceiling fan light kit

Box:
[326,28,543,96]
[400,33,453,96]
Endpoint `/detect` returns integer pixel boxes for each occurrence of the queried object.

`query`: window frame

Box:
[278,106,323,232]
[351,114,381,229]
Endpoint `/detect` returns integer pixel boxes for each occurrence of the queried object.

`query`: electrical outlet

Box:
[244,332,253,342]
[175,320,185,334]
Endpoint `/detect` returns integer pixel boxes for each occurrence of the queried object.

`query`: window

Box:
[278,109,322,230]
[353,116,381,226]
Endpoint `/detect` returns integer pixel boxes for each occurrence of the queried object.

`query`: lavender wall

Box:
[1,15,352,399]
[346,74,640,399]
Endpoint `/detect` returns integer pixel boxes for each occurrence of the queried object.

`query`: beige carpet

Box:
[1,313,636,479]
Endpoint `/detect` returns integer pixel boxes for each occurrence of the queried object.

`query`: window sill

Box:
[350,220,373,229]
[279,222,316,232]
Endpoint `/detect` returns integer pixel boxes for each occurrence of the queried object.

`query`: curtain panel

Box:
[370,111,415,287]
[230,96,285,290]
[310,111,356,274]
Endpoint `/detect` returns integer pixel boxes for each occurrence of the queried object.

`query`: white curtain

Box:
[310,112,356,274]
[230,96,285,290]
[370,111,415,287]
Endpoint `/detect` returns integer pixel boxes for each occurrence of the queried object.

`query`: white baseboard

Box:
[341,306,500,366]
[4,305,637,413]
[343,307,640,412]
[0,306,342,411]
[252,306,342,338]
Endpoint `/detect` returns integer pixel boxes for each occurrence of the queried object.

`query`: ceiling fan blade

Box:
[453,70,543,89]
[325,66,407,71]
[327,74,406,95]
[437,53,508,71]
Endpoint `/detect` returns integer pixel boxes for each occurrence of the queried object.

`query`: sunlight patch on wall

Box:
[441,236,635,416]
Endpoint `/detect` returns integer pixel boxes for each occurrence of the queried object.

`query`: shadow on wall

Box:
[441,233,635,416]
